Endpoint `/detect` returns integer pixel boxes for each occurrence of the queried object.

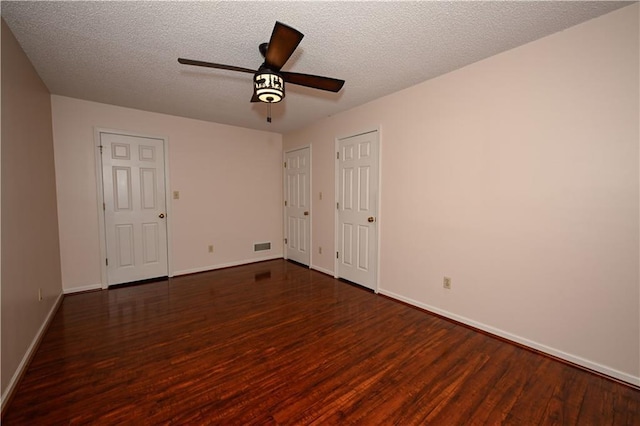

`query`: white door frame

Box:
[94,128,173,289]
[283,145,312,266]
[334,128,382,293]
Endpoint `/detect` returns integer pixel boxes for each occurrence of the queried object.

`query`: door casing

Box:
[94,128,173,289]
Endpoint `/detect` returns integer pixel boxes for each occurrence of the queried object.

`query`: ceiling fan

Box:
[178,21,345,122]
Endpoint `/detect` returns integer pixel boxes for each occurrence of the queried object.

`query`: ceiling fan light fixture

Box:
[254,69,285,103]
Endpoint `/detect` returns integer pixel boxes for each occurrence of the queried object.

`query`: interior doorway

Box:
[284,147,311,266]
[97,130,170,287]
[336,130,379,291]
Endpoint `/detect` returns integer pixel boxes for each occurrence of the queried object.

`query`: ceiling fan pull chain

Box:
[267,103,272,123]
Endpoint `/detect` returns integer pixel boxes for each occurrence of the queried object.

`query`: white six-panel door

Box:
[101,132,168,285]
[337,131,379,291]
[285,147,311,266]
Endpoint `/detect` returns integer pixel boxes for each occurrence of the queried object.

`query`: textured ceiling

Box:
[1,1,633,134]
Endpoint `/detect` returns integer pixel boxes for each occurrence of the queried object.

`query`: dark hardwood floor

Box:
[4,260,639,424]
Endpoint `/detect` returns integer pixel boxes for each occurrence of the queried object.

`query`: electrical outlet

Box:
[38,288,43,301]
[319,246,322,254]
[208,245,214,253]
[173,191,180,200]
[319,192,323,200]
[443,277,452,289]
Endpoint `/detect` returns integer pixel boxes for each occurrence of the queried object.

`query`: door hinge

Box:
[105,258,109,266]
[284,161,287,168]
[99,145,104,154]
[284,200,287,207]
[103,202,106,211]
[284,238,288,244]
[336,251,339,259]
[336,152,339,160]
[336,202,339,210]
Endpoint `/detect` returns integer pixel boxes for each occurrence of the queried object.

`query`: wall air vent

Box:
[254,242,272,252]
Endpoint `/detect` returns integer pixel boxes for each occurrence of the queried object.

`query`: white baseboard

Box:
[173,255,283,276]
[63,282,102,294]
[63,256,287,291]
[310,264,335,277]
[378,287,640,387]
[1,292,64,413]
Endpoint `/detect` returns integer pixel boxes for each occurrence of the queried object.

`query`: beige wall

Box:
[284,5,640,384]
[1,20,63,403]
[51,96,283,292]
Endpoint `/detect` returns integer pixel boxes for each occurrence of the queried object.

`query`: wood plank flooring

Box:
[3,260,639,424]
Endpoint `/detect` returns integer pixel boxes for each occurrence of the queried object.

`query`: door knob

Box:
[159,213,165,219]
[368,216,375,223]
[304,211,309,216]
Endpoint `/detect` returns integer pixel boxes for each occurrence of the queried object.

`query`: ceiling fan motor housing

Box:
[254,68,285,103]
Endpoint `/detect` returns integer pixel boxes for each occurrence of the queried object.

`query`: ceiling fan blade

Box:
[264,22,304,71]
[281,71,345,93]
[250,92,260,103]
[178,58,256,74]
